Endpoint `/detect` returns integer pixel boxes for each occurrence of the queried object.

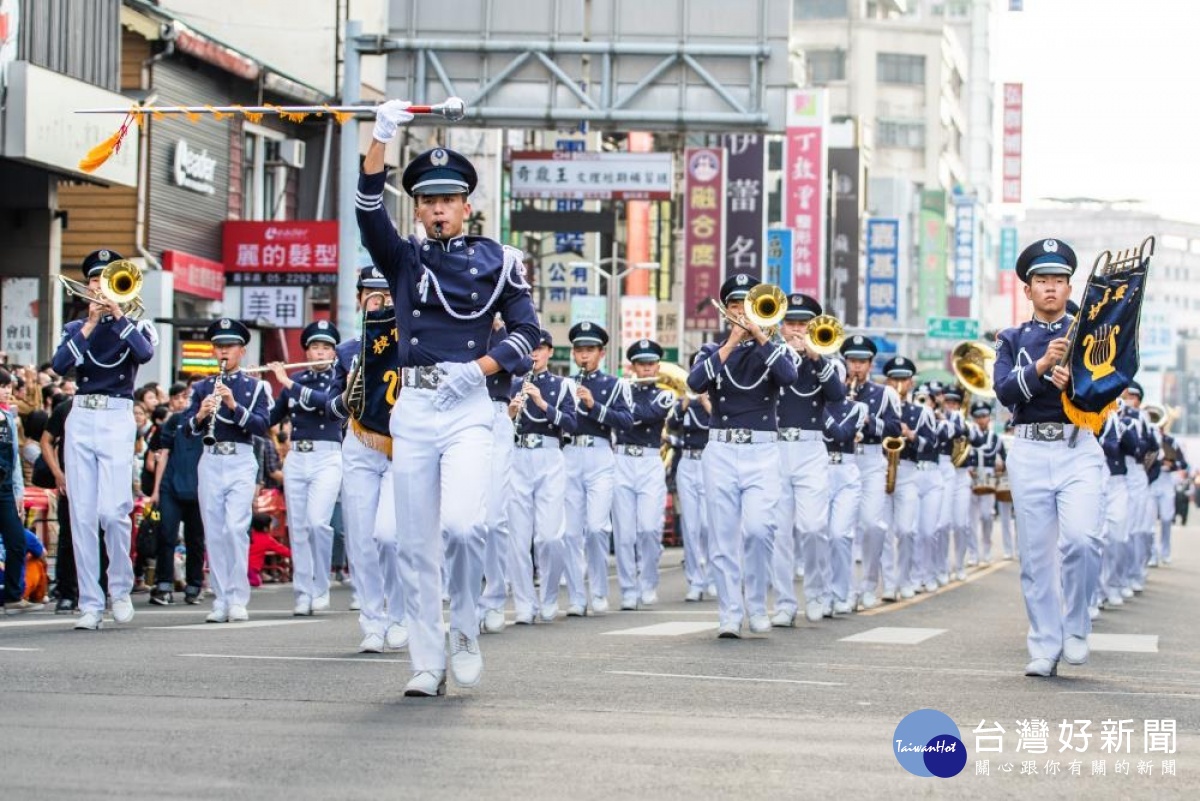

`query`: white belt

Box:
[206,442,252,456]
[1014,422,1080,442]
[680,447,705,460]
[566,435,611,448]
[400,366,443,390]
[710,428,778,445]
[292,440,341,453]
[514,433,560,449]
[74,394,133,411]
[615,444,659,457]
[778,427,822,442]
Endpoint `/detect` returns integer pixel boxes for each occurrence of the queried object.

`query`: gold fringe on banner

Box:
[1062,393,1115,435]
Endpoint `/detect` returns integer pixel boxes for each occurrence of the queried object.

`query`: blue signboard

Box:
[766,229,792,291]
[999,226,1018,272]
[864,218,900,328]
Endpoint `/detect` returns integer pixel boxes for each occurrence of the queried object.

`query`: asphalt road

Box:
[3,523,1200,800]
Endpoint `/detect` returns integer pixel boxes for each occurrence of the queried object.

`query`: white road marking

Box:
[150,619,329,631]
[1059,691,1200,700]
[606,670,845,687]
[180,653,408,664]
[839,627,946,645]
[602,621,719,636]
[0,618,79,628]
[0,646,43,652]
[1087,633,1159,653]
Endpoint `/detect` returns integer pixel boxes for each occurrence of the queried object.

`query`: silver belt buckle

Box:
[570,435,594,447]
[683,448,704,459]
[82,395,106,409]
[623,445,644,457]
[730,429,752,445]
[779,428,800,442]
[517,434,542,449]
[212,442,237,456]
[295,440,314,453]
[1034,422,1064,441]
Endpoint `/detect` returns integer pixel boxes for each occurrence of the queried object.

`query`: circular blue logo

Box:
[893,709,967,778]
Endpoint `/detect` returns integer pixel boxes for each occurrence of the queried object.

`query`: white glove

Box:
[372,100,415,144]
[434,361,485,411]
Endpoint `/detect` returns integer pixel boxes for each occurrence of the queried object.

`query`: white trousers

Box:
[827,460,863,605]
[702,441,781,628]
[480,402,514,615]
[64,405,136,614]
[283,447,342,602]
[508,445,567,616]
[1124,460,1152,584]
[971,473,996,561]
[913,465,944,586]
[855,446,887,597]
[197,446,258,612]
[675,455,712,591]
[1100,473,1129,599]
[881,462,919,592]
[341,433,409,637]
[933,462,958,577]
[391,386,491,673]
[1008,431,1105,661]
[612,451,667,599]
[1149,473,1175,562]
[997,501,1014,558]
[950,467,974,571]
[563,442,615,606]
[776,439,828,611]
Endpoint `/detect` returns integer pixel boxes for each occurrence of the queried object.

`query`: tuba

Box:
[883,436,905,494]
[58,259,145,320]
[804,315,845,356]
[951,340,997,402]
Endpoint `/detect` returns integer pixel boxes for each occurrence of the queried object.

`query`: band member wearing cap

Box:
[910,383,945,594]
[928,383,965,586]
[478,316,532,633]
[507,329,577,623]
[1144,409,1188,568]
[879,357,931,600]
[183,318,271,624]
[823,381,869,614]
[563,322,633,615]
[965,402,1005,565]
[773,293,844,626]
[327,267,410,654]
[612,338,673,609]
[360,112,541,696]
[940,385,975,580]
[842,335,902,610]
[688,274,798,638]
[51,249,158,631]
[1096,408,1137,610]
[994,237,1106,677]
[1119,383,1153,593]
[267,320,341,617]
[668,351,714,602]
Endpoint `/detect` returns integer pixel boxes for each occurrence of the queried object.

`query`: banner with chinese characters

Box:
[682,147,726,332]
[829,147,861,324]
[239,286,305,329]
[864,219,900,329]
[1,277,38,361]
[621,295,657,350]
[722,134,765,281]
[999,226,1018,271]
[539,259,593,347]
[1002,83,1023,203]
[917,190,947,321]
[510,151,673,201]
[222,221,339,280]
[163,250,225,301]
[784,88,827,297]
[766,229,792,290]
[950,195,976,312]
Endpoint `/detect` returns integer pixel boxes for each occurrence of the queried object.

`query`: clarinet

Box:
[202,358,228,446]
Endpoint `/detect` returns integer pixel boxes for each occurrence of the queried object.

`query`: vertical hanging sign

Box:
[1002,83,1023,203]
[722,134,766,282]
[683,147,726,332]
[784,88,827,297]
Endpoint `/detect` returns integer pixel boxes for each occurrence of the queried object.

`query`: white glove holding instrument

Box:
[373,99,415,143]
[434,361,485,411]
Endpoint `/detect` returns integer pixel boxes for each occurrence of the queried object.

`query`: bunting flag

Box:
[1062,239,1153,433]
[75,98,466,174]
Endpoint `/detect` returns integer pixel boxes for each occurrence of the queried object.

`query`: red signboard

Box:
[1002,83,1023,203]
[682,147,726,332]
[163,249,225,301]
[784,89,826,297]
[222,221,340,276]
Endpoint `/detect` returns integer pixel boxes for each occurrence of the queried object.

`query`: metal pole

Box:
[336,20,362,330]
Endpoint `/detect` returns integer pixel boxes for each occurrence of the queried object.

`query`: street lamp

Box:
[569,258,660,375]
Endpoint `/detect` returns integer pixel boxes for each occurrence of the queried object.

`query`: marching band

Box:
[35,117,1187,694]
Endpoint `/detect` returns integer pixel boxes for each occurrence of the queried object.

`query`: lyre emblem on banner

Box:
[1082,323,1120,381]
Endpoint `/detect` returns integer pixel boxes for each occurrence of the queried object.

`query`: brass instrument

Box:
[951,340,997,401]
[883,436,905,494]
[202,358,229,446]
[631,362,691,398]
[57,259,145,320]
[804,314,845,356]
[343,292,389,418]
[1142,404,1182,469]
[950,425,972,468]
[743,284,788,336]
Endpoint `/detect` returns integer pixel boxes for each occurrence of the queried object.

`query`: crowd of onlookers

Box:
[1,353,348,613]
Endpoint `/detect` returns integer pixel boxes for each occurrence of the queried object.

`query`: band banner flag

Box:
[1064,244,1151,432]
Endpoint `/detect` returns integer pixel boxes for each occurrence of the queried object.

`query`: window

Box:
[877,53,926,85]
[877,120,926,150]
[242,124,289,221]
[807,50,846,83]
[794,0,847,20]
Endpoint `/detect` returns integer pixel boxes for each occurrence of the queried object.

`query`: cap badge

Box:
[854,335,864,344]
[98,250,110,261]
[736,274,749,286]
[431,149,448,166]
[1044,239,1058,253]
[639,339,649,348]
[581,322,592,331]
[220,318,231,329]
[318,321,328,329]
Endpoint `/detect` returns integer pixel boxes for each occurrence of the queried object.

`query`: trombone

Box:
[57,259,145,320]
[951,340,997,403]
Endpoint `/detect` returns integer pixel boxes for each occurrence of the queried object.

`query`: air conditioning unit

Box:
[278,139,306,169]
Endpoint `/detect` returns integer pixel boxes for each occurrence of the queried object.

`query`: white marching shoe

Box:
[684,587,703,602]
[359,633,386,653]
[311,593,331,612]
[385,623,409,650]
[111,596,135,624]
[481,608,506,634]
[748,614,772,634]
[293,596,313,616]
[448,629,483,687]
[1062,636,1089,666]
[404,671,447,697]
[770,609,796,627]
[74,611,104,630]
[228,605,249,622]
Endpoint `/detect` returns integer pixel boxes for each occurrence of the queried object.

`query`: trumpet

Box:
[203,358,228,447]
[804,315,844,356]
[57,259,145,319]
[883,436,905,494]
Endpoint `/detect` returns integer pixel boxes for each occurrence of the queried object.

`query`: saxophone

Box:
[883,436,905,494]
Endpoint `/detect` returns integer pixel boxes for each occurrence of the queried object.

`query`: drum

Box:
[995,478,1012,503]
[971,473,996,496]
